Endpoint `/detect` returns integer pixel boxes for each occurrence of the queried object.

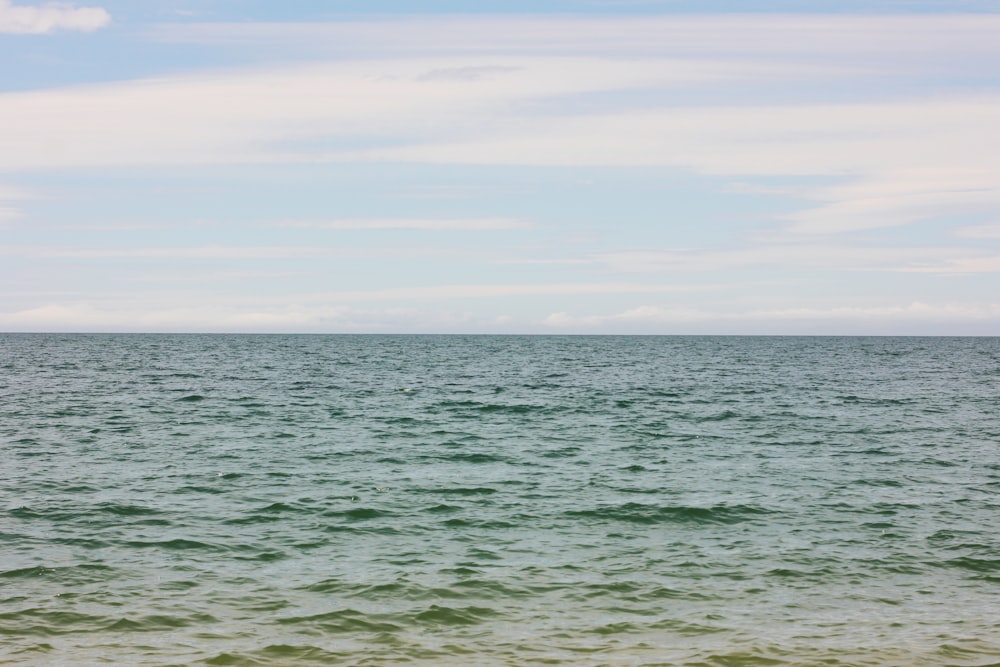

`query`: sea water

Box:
[1,334,998,666]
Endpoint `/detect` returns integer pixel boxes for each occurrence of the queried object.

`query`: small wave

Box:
[444,452,506,464]
[435,400,547,415]
[322,506,389,521]
[0,608,110,637]
[383,416,424,425]
[424,503,462,513]
[852,478,904,488]
[0,564,112,583]
[277,608,402,633]
[568,502,772,525]
[649,618,728,636]
[61,484,99,493]
[125,538,221,551]
[442,517,516,529]
[573,580,642,598]
[52,536,109,548]
[257,502,304,513]
[700,409,741,422]
[541,446,581,458]
[299,578,351,594]
[299,579,427,600]
[233,550,287,562]
[942,556,1000,574]
[206,645,347,666]
[97,503,162,517]
[837,394,914,406]
[920,457,959,467]
[105,612,217,632]
[450,578,535,599]
[414,486,498,496]
[926,529,986,544]
[646,390,682,398]
[765,566,837,579]
[589,620,644,635]
[414,604,498,626]
[179,485,227,495]
[936,640,1000,662]
[1,566,52,579]
[176,394,205,402]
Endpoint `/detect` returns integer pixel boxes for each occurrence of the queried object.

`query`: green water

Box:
[1,334,998,665]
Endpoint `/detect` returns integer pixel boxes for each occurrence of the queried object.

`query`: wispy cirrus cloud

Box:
[275,217,531,231]
[353,98,1000,237]
[0,183,34,227]
[0,207,22,226]
[3,15,999,237]
[597,242,998,274]
[0,244,455,261]
[3,280,716,303]
[0,55,804,169]
[308,282,713,302]
[0,0,109,34]
[151,15,1000,60]
[956,222,1000,238]
[0,184,34,199]
[3,72,998,239]
[782,168,1000,234]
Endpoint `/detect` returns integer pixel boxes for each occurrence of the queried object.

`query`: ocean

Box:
[1,334,998,666]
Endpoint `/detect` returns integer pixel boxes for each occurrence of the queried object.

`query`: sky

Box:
[1,0,999,334]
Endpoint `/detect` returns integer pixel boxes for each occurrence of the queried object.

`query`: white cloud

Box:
[896,255,1000,274]
[0,207,22,225]
[0,184,35,200]
[956,222,1000,238]
[0,245,342,260]
[0,301,554,333]
[0,282,722,331]
[0,54,808,169]
[0,0,109,34]
[542,301,1000,330]
[783,169,1000,234]
[129,270,307,284]
[0,302,360,332]
[3,75,997,239]
[153,15,1000,60]
[0,244,462,262]
[276,217,531,231]
[329,98,1000,237]
[0,183,34,227]
[597,242,996,274]
[308,282,709,302]
[6,297,997,334]
[141,282,718,304]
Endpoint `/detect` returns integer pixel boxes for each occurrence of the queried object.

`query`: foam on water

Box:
[1,334,999,665]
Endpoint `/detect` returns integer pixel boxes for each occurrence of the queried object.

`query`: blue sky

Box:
[1,1,998,333]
